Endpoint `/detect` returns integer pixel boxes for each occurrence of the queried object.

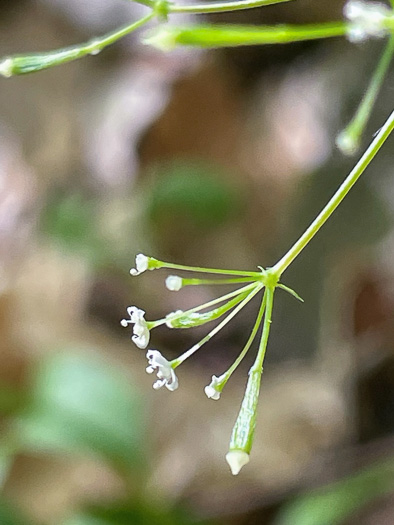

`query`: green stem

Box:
[337,35,394,155]
[158,260,262,277]
[0,13,154,76]
[169,0,293,15]
[180,276,259,286]
[172,284,263,367]
[220,291,267,384]
[272,109,394,277]
[252,286,274,372]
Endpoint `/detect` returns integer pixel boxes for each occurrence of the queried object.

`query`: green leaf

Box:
[0,501,32,525]
[146,160,244,231]
[17,351,146,473]
[275,459,394,525]
[61,501,197,525]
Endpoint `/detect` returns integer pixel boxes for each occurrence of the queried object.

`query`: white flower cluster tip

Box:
[165,275,183,291]
[130,253,149,276]
[120,306,150,349]
[344,0,391,42]
[146,350,179,391]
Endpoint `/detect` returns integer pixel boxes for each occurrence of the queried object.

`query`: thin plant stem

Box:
[272,109,394,277]
[169,0,293,15]
[222,291,267,382]
[337,35,394,154]
[158,261,262,277]
[252,286,274,372]
[0,13,155,76]
[180,277,259,286]
[172,284,263,367]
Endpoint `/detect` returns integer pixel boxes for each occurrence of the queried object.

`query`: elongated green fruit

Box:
[0,14,153,77]
[166,289,251,328]
[145,22,347,50]
[226,287,274,475]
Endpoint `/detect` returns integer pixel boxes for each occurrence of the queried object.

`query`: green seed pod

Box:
[226,367,262,475]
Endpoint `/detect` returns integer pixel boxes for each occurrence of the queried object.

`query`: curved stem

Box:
[272,109,394,277]
[337,35,394,154]
[0,13,155,76]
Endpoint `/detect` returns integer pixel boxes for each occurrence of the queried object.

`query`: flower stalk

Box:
[272,108,394,278]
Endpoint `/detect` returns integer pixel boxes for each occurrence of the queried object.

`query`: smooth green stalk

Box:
[272,109,394,277]
[337,36,394,155]
[169,0,293,15]
[171,283,264,367]
[167,288,253,328]
[0,13,154,77]
[217,291,267,390]
[131,0,156,7]
[156,260,262,277]
[149,282,258,328]
[178,276,259,286]
[145,22,348,51]
[228,287,274,455]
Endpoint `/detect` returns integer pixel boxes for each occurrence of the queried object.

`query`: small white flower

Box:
[165,275,183,291]
[344,0,390,42]
[146,349,178,391]
[204,375,222,400]
[120,306,150,349]
[130,253,149,276]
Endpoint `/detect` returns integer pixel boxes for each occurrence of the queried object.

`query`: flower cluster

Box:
[344,0,392,43]
[121,254,301,474]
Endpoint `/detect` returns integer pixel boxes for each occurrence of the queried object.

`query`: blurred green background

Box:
[0,0,393,523]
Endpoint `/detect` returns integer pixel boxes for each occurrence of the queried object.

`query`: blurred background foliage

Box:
[0,0,393,523]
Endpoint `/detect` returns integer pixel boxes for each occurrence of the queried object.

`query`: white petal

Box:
[205,385,221,400]
[226,450,250,475]
[132,333,149,349]
[130,254,149,276]
[136,253,149,272]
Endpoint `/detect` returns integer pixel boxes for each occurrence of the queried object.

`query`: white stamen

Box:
[226,450,250,475]
[204,375,222,400]
[146,350,178,391]
[165,275,183,291]
[130,253,150,276]
[121,306,150,349]
[344,1,390,42]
